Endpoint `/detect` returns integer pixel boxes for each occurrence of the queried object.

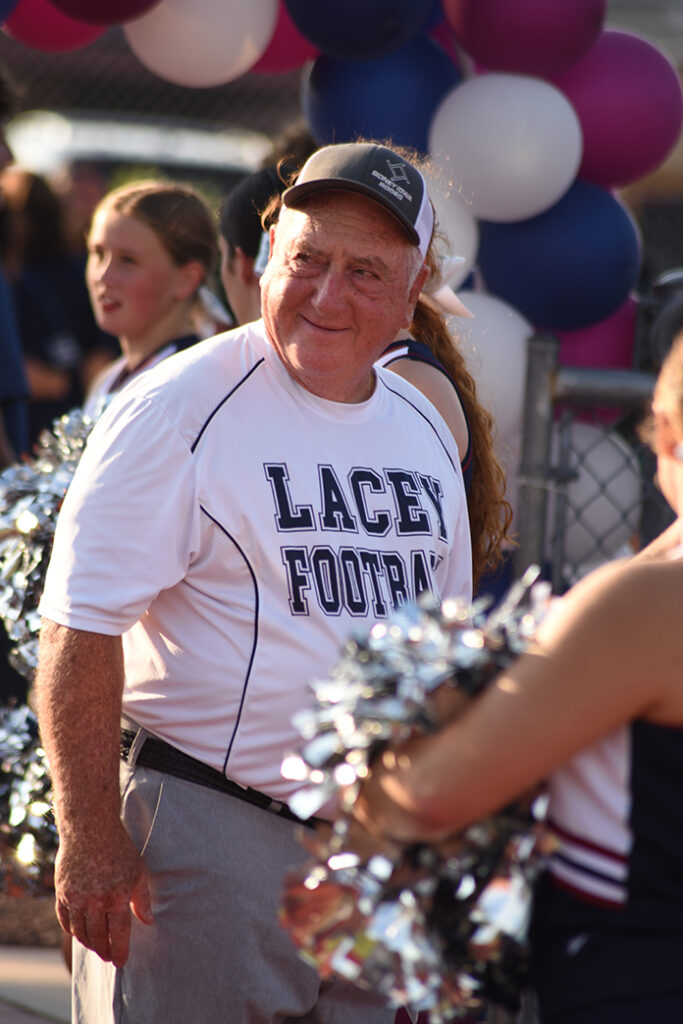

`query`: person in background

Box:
[51,160,109,260]
[82,179,217,419]
[217,164,293,327]
[49,159,119,387]
[0,69,28,470]
[35,140,472,1024]
[0,66,31,708]
[350,330,683,1023]
[0,168,117,444]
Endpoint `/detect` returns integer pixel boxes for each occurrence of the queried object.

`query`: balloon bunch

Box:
[279,569,554,1021]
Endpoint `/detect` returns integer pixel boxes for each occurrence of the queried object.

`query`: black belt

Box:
[120,728,320,829]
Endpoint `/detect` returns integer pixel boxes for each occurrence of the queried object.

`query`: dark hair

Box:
[0,169,68,265]
[0,66,18,123]
[218,164,293,259]
[94,180,216,280]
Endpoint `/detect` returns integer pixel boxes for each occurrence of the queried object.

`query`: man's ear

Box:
[403,262,430,326]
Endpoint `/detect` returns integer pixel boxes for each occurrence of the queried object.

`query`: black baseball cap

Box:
[282,142,434,259]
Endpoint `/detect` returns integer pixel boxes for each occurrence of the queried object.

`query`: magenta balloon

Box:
[46,0,161,25]
[552,30,683,189]
[554,295,637,424]
[442,0,606,77]
[3,0,106,50]
[556,295,637,369]
[251,1,319,74]
[429,19,459,66]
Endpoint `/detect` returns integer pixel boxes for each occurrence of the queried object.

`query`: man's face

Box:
[260,191,427,403]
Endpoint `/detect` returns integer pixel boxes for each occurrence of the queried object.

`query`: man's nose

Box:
[311,268,347,311]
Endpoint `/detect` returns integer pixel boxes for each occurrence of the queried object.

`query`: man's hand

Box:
[54,820,154,968]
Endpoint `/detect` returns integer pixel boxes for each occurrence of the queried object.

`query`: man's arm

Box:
[34,620,153,967]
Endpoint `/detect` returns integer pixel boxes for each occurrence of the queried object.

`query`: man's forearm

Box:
[35,619,153,964]
[35,620,125,835]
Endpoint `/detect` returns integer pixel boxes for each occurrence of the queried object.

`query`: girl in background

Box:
[83,180,217,418]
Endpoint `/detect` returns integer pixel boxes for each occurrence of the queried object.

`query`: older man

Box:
[35,142,472,1024]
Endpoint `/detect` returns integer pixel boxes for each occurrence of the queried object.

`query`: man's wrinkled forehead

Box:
[275,191,414,253]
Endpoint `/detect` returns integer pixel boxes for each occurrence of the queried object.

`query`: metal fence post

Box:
[513,333,559,578]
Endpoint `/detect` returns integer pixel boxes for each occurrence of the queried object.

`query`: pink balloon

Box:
[554,295,638,424]
[3,0,106,50]
[251,0,319,74]
[551,30,683,189]
[442,0,606,78]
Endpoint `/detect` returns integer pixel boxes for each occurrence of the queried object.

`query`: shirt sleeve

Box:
[39,392,200,635]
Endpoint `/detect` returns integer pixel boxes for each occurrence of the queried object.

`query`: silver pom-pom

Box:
[0,703,56,896]
[280,568,554,1021]
[0,408,97,681]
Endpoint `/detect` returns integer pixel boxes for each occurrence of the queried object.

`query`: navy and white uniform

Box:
[532,656,683,1020]
[82,333,199,420]
[378,338,473,495]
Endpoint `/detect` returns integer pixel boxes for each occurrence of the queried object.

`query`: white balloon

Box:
[450,290,531,444]
[547,421,641,574]
[422,161,479,290]
[125,0,278,88]
[429,73,583,223]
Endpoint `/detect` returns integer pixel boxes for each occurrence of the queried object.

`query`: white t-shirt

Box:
[40,320,472,799]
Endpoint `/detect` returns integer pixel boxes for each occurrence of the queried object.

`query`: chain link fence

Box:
[0,28,302,136]
[513,333,676,592]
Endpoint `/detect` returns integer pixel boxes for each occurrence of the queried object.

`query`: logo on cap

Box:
[386,160,410,185]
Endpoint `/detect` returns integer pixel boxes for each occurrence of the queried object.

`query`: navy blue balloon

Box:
[478,182,641,332]
[0,0,19,19]
[304,34,461,154]
[426,0,446,31]
[284,0,433,62]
